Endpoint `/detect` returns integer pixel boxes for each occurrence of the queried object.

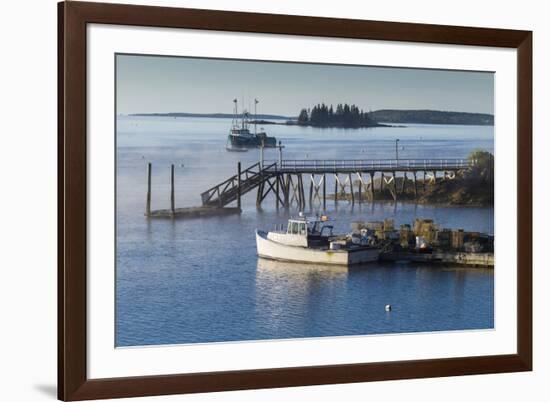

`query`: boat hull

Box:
[256,230,380,266]
[228,134,277,148]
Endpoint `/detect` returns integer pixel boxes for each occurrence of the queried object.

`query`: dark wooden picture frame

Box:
[58,1,532,400]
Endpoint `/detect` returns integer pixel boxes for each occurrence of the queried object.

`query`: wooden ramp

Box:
[201,162,277,207]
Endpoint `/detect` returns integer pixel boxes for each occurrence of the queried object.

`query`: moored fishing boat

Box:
[227,98,276,150]
[255,214,380,266]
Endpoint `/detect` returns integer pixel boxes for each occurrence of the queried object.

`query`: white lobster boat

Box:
[255,215,380,266]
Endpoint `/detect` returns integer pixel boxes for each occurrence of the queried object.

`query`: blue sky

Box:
[116,54,494,116]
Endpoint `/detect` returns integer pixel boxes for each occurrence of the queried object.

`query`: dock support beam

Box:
[358,173,362,204]
[423,171,426,191]
[299,174,305,210]
[284,174,290,208]
[413,172,418,198]
[309,174,314,206]
[146,162,152,216]
[334,175,338,203]
[276,173,280,209]
[323,174,326,210]
[349,173,355,204]
[392,171,397,201]
[237,162,241,209]
[256,180,264,207]
[370,172,374,202]
[170,164,175,215]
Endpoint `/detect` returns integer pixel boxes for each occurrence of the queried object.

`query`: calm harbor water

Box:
[116,116,494,347]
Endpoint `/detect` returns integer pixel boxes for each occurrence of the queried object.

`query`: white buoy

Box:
[385,304,392,312]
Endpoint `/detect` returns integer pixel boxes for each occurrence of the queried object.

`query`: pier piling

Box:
[349,173,355,204]
[299,174,305,210]
[146,162,152,216]
[309,174,314,206]
[323,174,326,210]
[392,171,397,201]
[275,173,280,209]
[170,164,175,215]
[237,162,242,209]
[358,173,362,204]
[370,172,375,200]
[334,175,338,203]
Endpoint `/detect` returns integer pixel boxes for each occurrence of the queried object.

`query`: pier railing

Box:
[263,158,473,173]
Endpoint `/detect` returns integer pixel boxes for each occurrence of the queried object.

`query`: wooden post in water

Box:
[334,175,338,203]
[284,174,290,208]
[423,171,426,191]
[298,174,305,210]
[275,173,280,209]
[349,173,354,204]
[358,173,362,204]
[413,172,418,198]
[309,174,314,206]
[237,162,242,209]
[256,181,264,207]
[392,171,397,201]
[323,173,326,210]
[146,162,152,216]
[370,172,374,202]
[170,164,175,215]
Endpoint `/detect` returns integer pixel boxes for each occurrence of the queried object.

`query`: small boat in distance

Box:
[256,214,381,266]
[226,98,277,151]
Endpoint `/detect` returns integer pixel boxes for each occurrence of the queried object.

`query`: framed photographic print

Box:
[58,1,532,400]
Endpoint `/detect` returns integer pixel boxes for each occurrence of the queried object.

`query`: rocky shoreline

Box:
[327,176,494,207]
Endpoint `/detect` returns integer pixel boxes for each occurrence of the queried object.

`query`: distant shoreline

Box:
[128,109,494,126]
[129,112,292,120]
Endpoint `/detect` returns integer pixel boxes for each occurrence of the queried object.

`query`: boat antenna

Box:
[232,98,238,128]
[241,94,245,129]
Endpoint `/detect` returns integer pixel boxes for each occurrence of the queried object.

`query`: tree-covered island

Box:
[293,103,388,128]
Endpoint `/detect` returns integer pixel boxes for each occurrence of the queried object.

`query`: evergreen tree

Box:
[298,108,309,123]
[299,103,376,127]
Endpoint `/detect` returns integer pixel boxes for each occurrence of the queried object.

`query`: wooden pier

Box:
[200,158,474,209]
[143,158,474,218]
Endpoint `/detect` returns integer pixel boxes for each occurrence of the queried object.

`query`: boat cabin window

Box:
[288,221,298,234]
[287,221,307,235]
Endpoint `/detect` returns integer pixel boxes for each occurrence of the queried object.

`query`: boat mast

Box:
[232,98,238,129]
[254,98,259,135]
[241,94,245,130]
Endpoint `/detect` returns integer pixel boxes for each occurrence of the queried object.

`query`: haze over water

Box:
[116,116,494,347]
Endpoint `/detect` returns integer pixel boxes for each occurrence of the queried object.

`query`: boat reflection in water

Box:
[254,257,350,337]
[256,257,349,280]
